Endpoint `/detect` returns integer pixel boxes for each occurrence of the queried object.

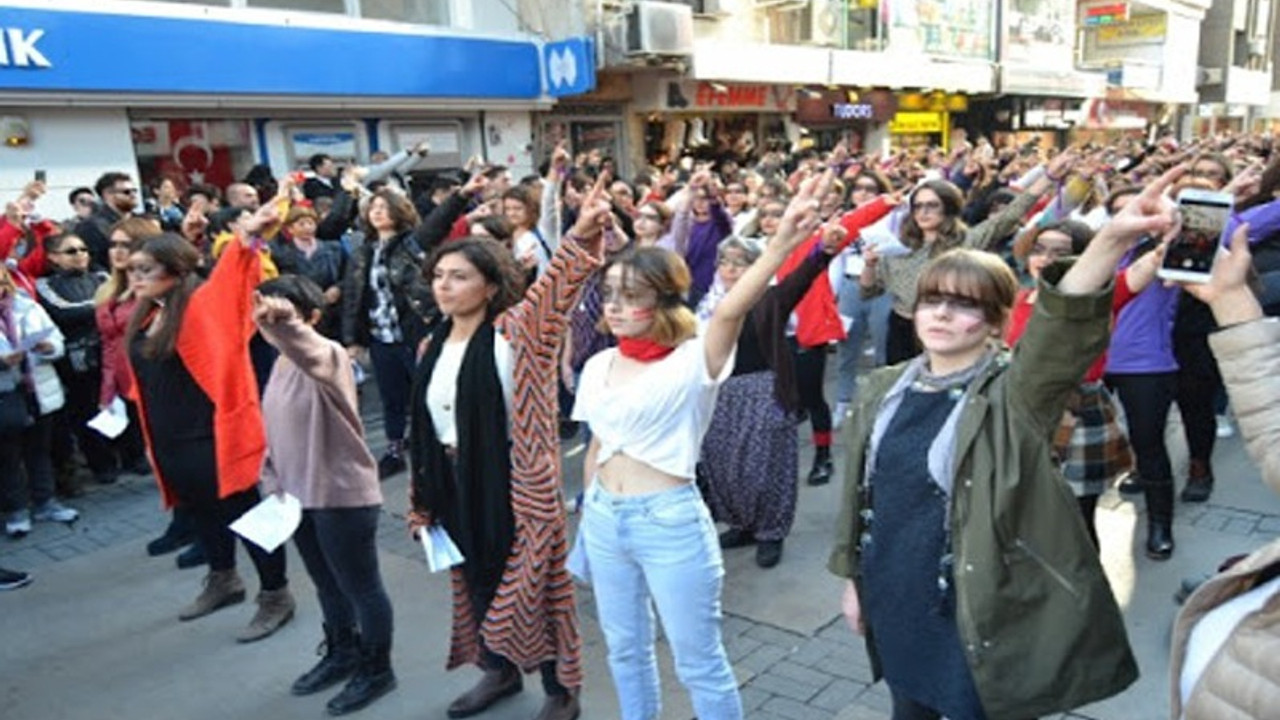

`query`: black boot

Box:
[148,508,196,556]
[1145,480,1175,561]
[326,642,397,716]
[377,442,406,480]
[806,447,833,486]
[1180,459,1214,503]
[292,625,361,696]
[176,540,207,569]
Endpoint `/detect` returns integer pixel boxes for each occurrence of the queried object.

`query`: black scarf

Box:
[409,319,514,591]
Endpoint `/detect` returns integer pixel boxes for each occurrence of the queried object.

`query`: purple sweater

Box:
[1105,249,1180,375]
[686,202,733,297]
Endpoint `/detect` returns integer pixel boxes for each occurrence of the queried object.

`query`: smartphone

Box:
[34,169,45,183]
[1159,188,1233,283]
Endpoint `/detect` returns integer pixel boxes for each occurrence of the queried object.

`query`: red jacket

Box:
[127,239,265,507]
[0,217,53,296]
[777,197,894,349]
[96,294,137,406]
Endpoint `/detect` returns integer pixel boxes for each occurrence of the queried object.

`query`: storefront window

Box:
[542,119,623,167]
[360,0,449,26]
[130,119,256,197]
[247,0,347,13]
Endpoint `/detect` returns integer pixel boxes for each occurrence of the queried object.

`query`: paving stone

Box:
[1222,518,1258,536]
[738,643,792,674]
[1258,517,1280,534]
[768,660,833,689]
[739,685,773,713]
[41,543,82,561]
[726,634,764,662]
[761,696,835,720]
[788,638,837,667]
[748,672,822,702]
[723,614,755,638]
[745,623,806,649]
[810,678,865,713]
[853,683,892,713]
[1192,511,1229,532]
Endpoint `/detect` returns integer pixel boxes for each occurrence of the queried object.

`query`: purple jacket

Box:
[686,202,733,297]
[1222,198,1280,248]
[1105,248,1179,375]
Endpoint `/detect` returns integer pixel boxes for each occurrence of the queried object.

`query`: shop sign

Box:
[544,37,597,98]
[890,111,946,134]
[1081,2,1129,26]
[694,83,774,109]
[833,103,875,120]
[292,132,358,161]
[0,27,51,68]
[1095,13,1166,46]
[638,78,796,112]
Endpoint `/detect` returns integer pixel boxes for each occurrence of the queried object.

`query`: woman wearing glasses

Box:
[861,153,1072,364]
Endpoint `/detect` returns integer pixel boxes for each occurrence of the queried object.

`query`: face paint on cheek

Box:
[631,307,656,322]
[956,315,987,335]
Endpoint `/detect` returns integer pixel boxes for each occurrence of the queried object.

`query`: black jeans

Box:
[293,506,393,647]
[58,369,115,474]
[1105,372,1176,484]
[791,340,831,438]
[0,411,55,512]
[889,685,1034,720]
[188,486,287,591]
[369,341,416,444]
[1175,366,1220,468]
[886,312,918,365]
[468,578,567,696]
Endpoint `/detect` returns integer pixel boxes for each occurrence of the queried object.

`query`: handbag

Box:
[0,388,33,435]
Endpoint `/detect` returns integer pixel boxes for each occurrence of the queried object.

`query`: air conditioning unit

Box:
[1248,37,1269,57]
[798,0,842,47]
[625,1,696,57]
[1198,66,1225,86]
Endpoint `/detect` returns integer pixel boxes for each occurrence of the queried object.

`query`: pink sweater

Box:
[257,314,381,509]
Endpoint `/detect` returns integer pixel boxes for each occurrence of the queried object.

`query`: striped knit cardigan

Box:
[431,237,601,689]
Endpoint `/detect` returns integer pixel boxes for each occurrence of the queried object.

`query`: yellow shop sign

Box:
[890,111,946,134]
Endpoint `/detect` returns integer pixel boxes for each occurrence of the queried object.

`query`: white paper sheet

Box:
[229,493,302,553]
[420,524,465,573]
[87,397,130,439]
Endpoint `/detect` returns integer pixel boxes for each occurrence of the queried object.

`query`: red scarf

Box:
[617,337,676,362]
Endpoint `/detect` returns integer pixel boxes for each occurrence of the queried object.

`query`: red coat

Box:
[127,240,265,507]
[0,217,53,297]
[777,197,894,349]
[95,294,138,406]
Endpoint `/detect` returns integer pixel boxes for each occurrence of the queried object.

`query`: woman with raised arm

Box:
[570,173,833,719]
[825,168,1187,720]
[406,181,612,720]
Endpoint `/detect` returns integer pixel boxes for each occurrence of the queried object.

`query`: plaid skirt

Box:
[1051,381,1134,496]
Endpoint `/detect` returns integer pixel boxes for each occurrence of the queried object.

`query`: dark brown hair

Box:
[914,249,1018,329]
[900,180,967,251]
[598,247,697,345]
[1012,219,1096,262]
[502,186,541,228]
[124,234,203,359]
[361,189,421,236]
[425,237,526,320]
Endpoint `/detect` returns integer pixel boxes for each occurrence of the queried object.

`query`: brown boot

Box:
[532,692,580,720]
[236,586,296,643]
[179,569,246,621]
[446,666,522,718]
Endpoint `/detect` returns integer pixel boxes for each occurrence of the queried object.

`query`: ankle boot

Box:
[237,585,296,643]
[532,691,580,720]
[447,665,523,718]
[326,642,397,716]
[292,625,361,696]
[1180,459,1214,503]
[1144,480,1175,561]
[806,447,833,486]
[179,569,246,621]
[148,508,196,556]
[176,540,207,569]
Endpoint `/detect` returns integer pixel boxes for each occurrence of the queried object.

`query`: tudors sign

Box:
[0,28,51,68]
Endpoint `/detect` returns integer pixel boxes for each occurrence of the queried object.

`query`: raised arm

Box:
[253,293,345,385]
[703,172,832,379]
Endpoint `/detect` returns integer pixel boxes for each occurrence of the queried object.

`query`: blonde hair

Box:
[598,247,697,346]
[95,216,162,304]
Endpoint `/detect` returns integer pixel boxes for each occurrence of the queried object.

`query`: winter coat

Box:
[341,228,437,348]
[36,269,107,375]
[1170,317,1280,720]
[828,263,1138,720]
[95,294,137,407]
[0,293,66,415]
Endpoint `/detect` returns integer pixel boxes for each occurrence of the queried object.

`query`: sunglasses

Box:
[113,188,139,196]
[917,292,984,317]
[912,200,945,214]
[852,182,880,193]
[58,247,90,256]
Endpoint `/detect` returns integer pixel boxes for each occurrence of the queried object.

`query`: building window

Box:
[360,0,449,26]
[246,0,347,13]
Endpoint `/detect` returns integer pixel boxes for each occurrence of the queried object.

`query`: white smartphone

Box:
[1158,188,1233,284]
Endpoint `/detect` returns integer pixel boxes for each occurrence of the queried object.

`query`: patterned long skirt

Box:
[698,370,799,542]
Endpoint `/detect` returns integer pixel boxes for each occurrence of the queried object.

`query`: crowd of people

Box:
[2,129,1280,719]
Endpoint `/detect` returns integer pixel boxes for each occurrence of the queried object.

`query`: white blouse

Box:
[425,333,514,446]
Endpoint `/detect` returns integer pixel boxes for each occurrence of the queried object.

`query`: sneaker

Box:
[0,567,32,590]
[832,402,850,431]
[6,510,31,538]
[377,449,406,480]
[1215,414,1235,438]
[32,500,79,524]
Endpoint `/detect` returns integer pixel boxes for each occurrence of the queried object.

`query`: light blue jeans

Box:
[835,280,891,404]
[580,482,743,720]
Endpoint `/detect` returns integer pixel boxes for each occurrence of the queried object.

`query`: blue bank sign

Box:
[0,8,559,99]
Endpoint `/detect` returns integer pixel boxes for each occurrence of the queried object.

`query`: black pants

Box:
[293,506,393,647]
[889,685,1033,720]
[1175,366,1219,468]
[0,411,55,512]
[1105,373,1175,484]
[187,486,287,591]
[886,312,918,365]
[58,370,116,474]
[369,341,416,443]
[468,578,567,696]
[791,340,831,437]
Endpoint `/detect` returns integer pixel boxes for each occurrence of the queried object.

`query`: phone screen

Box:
[1165,198,1230,276]
[34,169,46,183]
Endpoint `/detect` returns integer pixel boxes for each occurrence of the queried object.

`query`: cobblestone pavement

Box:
[4,381,1278,720]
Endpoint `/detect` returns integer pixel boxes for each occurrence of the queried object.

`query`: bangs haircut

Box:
[597,246,697,346]
[1012,219,1096,261]
[914,249,1018,328]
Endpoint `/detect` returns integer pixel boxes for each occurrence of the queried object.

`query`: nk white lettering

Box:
[0,28,52,69]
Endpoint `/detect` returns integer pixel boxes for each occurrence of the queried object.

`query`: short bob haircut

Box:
[424,237,527,320]
[1012,219,1096,262]
[716,235,762,266]
[598,246,697,346]
[913,248,1019,330]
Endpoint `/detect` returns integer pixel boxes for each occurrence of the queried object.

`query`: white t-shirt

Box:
[426,334,513,446]
[572,335,734,480]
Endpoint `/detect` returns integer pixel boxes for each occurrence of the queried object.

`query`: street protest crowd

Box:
[3,130,1280,720]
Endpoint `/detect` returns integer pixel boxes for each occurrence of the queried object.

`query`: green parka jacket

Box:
[828,265,1139,720]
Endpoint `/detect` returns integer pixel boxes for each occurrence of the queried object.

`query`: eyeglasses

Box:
[638,211,662,221]
[601,284,658,308]
[113,187,139,196]
[1189,167,1226,180]
[58,247,90,256]
[1029,242,1072,259]
[852,182,880,193]
[74,198,95,207]
[912,200,945,214]
[917,292,985,317]
[759,209,785,218]
[126,264,164,278]
[717,257,752,269]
